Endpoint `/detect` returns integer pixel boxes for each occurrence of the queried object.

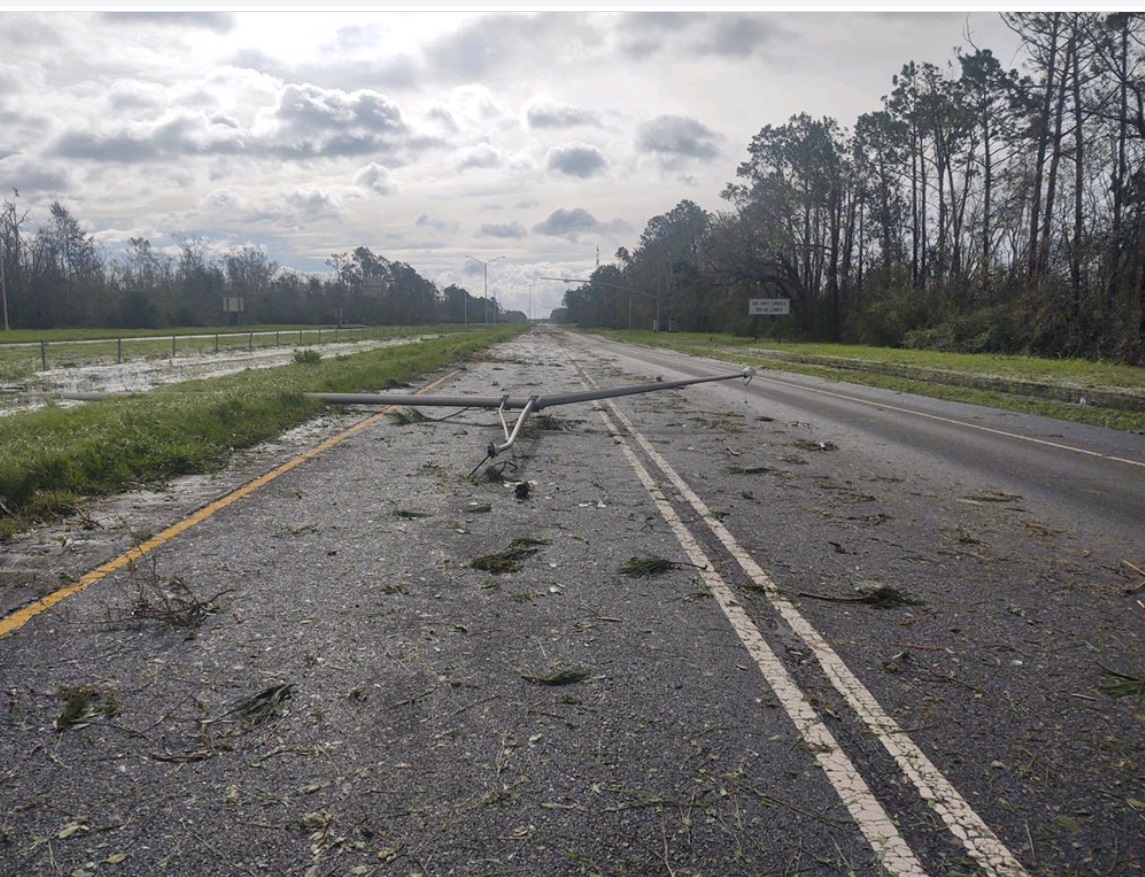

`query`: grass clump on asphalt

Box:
[217,683,296,726]
[796,582,923,608]
[471,537,549,573]
[620,555,704,577]
[0,326,524,538]
[55,683,121,731]
[127,575,230,631]
[1098,665,1145,698]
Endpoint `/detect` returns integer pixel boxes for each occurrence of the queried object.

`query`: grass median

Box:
[0,325,525,538]
[602,330,1145,433]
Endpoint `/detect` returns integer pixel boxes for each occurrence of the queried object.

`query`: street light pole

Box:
[465,255,506,324]
[541,275,660,332]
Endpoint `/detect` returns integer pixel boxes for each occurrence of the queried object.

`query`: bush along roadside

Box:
[0,325,525,538]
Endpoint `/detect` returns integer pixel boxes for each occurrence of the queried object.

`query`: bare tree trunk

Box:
[1039,27,1073,275]
[1024,12,1061,278]
[1070,30,1084,312]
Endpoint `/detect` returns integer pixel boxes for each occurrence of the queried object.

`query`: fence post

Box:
[248,332,253,351]
[215,334,219,354]
[40,341,47,369]
[171,336,176,358]
[117,337,123,364]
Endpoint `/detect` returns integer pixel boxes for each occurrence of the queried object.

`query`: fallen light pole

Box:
[308,367,756,467]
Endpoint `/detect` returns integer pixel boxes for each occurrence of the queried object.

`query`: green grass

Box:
[600,329,1145,432]
[613,330,1145,389]
[0,325,525,537]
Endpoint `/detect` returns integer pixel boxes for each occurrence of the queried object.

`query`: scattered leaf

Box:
[57,819,90,839]
[521,667,591,686]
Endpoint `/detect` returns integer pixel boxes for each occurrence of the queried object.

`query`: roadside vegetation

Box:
[604,329,1145,433]
[0,325,525,538]
[550,15,1145,367]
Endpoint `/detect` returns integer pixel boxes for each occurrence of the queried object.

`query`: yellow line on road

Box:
[0,372,456,640]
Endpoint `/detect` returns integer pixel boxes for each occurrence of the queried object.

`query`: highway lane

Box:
[567,329,1145,557]
[562,327,1144,876]
[0,325,1140,876]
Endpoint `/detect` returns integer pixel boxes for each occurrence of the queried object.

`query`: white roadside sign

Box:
[749,298,790,316]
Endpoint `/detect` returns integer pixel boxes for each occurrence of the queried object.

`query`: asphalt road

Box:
[0,325,1141,877]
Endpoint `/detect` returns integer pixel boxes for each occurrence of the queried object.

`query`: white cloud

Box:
[0,9,1028,317]
[545,143,609,179]
[355,162,398,195]
[284,186,344,220]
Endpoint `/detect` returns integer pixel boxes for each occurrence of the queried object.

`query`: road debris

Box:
[1097,663,1145,698]
[471,538,548,573]
[521,667,591,686]
[796,583,923,608]
[212,683,296,727]
[620,555,706,578]
[55,683,121,731]
[1121,560,1145,594]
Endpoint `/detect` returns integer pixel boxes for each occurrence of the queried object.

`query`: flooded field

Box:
[0,334,433,416]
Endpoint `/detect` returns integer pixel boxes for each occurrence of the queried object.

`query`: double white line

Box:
[579,365,1029,877]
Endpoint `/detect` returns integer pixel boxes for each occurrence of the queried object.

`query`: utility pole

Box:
[0,203,9,332]
[0,243,8,331]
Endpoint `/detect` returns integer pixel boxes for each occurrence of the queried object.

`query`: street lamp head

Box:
[465,254,508,268]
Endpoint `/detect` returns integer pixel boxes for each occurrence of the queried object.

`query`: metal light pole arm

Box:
[491,395,537,457]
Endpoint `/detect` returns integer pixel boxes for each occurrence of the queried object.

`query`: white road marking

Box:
[591,400,930,876]
[587,375,1032,877]
[756,373,1145,469]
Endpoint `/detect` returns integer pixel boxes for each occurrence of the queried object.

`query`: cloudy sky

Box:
[0,8,1029,318]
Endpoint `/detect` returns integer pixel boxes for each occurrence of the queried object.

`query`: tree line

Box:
[558,13,1145,364]
[0,203,519,331]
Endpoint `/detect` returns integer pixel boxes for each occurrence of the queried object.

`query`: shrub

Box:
[293,348,322,365]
